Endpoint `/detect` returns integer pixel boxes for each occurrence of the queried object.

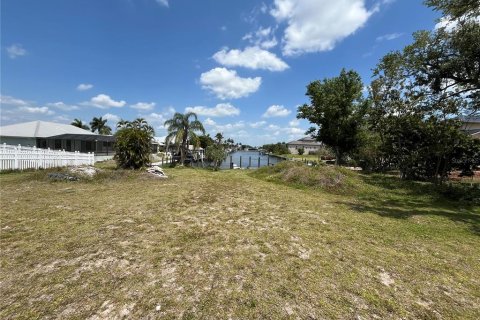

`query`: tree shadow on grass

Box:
[338,174,480,236]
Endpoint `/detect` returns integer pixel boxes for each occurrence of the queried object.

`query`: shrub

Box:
[206,144,225,170]
[253,161,360,193]
[297,147,305,155]
[114,127,152,169]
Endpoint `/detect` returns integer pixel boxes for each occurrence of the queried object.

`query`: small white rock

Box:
[155,305,161,311]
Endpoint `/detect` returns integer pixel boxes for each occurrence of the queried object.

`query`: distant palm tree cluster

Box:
[71,117,156,138]
[70,116,112,135]
[116,118,154,136]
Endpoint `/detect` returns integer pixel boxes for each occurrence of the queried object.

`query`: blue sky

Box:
[1,0,439,145]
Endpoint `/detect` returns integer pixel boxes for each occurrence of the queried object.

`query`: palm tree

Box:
[116,119,129,129]
[71,119,90,130]
[164,112,205,165]
[98,125,112,135]
[90,117,112,135]
[215,132,224,145]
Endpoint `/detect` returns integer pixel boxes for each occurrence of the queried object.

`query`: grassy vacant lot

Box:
[1,162,479,319]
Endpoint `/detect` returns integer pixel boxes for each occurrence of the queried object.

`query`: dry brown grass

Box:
[0,164,479,319]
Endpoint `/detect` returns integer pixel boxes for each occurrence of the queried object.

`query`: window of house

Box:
[86,141,93,152]
[37,139,47,149]
[54,139,62,150]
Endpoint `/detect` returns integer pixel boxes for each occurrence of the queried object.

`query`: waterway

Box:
[218,150,284,169]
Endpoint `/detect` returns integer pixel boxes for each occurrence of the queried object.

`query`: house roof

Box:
[152,136,166,145]
[459,116,480,123]
[463,129,480,136]
[0,121,97,138]
[287,136,322,146]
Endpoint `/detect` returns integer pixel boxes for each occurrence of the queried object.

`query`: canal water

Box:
[219,151,284,169]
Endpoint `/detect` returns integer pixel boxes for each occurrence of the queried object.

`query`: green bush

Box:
[205,144,225,170]
[114,127,152,169]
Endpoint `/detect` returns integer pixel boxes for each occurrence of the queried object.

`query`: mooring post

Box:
[249,156,251,167]
[258,157,260,167]
[267,155,270,166]
[239,156,242,168]
[230,155,233,169]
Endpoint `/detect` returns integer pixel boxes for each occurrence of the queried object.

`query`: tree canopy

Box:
[114,119,154,169]
[297,69,367,164]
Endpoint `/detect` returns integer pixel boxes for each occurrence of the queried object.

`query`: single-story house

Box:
[460,116,480,140]
[287,136,323,154]
[0,121,115,155]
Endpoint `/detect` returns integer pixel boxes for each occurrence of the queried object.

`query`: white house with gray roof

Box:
[0,121,115,155]
[460,116,480,140]
[287,137,323,155]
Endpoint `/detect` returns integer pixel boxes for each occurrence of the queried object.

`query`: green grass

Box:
[279,153,320,161]
[1,163,479,319]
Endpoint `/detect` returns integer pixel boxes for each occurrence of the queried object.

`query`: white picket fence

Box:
[0,144,95,171]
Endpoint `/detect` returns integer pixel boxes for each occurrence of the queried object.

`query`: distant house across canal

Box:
[287,137,323,155]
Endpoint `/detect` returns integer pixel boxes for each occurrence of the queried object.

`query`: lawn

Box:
[280,154,320,161]
[1,164,479,319]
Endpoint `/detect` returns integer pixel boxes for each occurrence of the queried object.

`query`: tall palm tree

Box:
[98,125,112,135]
[90,117,112,135]
[164,112,205,164]
[71,118,90,130]
[215,132,224,145]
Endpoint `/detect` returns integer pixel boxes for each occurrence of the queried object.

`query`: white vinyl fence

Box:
[0,144,95,171]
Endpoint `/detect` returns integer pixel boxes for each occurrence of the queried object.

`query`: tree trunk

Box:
[180,141,186,165]
[335,147,341,166]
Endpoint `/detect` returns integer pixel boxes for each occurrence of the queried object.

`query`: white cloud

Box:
[376,33,403,41]
[0,95,53,115]
[285,127,304,135]
[200,68,261,100]
[266,124,281,131]
[243,26,278,49]
[203,118,246,133]
[221,26,227,31]
[204,118,217,126]
[271,0,374,55]
[6,44,27,59]
[130,102,156,111]
[215,121,246,132]
[19,106,54,115]
[53,115,71,123]
[46,102,79,111]
[249,121,266,128]
[435,17,457,31]
[0,95,30,107]
[76,83,93,91]
[262,105,291,118]
[82,94,126,109]
[289,118,300,127]
[213,46,289,72]
[156,0,169,7]
[434,15,479,32]
[185,103,240,117]
[139,106,176,131]
[102,113,120,124]
[0,95,60,124]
